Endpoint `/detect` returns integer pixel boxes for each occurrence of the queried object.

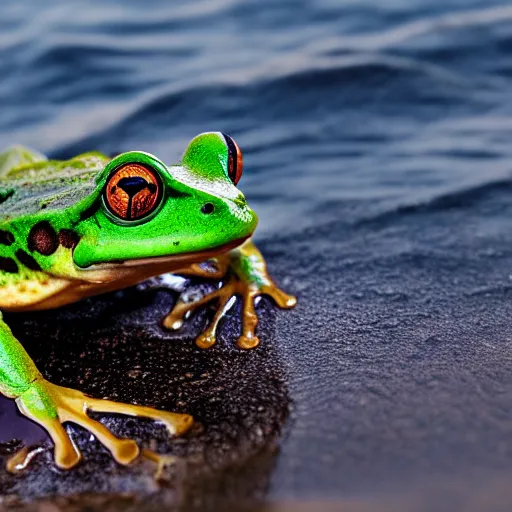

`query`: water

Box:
[2,1,512,238]
[3,0,512,505]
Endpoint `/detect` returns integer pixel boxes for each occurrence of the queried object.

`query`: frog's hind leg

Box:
[163,239,296,350]
[17,384,193,468]
[0,312,192,469]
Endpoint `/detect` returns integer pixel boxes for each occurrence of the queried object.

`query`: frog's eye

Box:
[104,163,162,221]
[222,133,243,185]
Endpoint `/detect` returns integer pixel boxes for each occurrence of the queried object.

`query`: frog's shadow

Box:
[0,279,290,502]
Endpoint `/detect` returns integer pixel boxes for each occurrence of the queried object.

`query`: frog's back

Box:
[0,146,110,222]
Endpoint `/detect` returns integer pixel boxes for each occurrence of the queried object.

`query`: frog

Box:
[0,132,296,470]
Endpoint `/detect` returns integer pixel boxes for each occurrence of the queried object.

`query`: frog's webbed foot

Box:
[16,379,193,469]
[163,240,296,350]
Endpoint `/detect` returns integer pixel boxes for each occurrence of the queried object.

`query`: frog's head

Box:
[72,132,257,269]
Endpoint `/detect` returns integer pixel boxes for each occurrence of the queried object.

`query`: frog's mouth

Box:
[79,235,250,272]
[118,236,248,268]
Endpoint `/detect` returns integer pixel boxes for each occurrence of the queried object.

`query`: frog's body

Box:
[0,134,295,470]
[0,149,108,310]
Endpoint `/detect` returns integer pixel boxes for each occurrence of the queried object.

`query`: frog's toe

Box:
[85,396,194,437]
[195,290,236,349]
[162,289,220,331]
[236,282,294,349]
[162,286,231,350]
[63,409,140,465]
[111,439,140,465]
[263,285,297,309]
[165,411,194,436]
[236,289,260,349]
[236,283,295,349]
[44,418,82,469]
[237,333,260,350]
[196,331,217,349]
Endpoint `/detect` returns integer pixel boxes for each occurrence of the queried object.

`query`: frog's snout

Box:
[197,194,257,239]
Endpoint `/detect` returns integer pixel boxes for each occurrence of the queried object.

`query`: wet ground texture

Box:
[0,276,289,511]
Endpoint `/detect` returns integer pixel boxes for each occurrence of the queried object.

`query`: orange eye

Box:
[222,133,243,185]
[104,163,162,221]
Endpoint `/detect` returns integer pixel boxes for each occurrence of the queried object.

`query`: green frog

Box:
[0,132,296,470]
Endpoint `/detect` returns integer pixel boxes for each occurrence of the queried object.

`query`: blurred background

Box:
[4,1,512,509]
[3,0,512,238]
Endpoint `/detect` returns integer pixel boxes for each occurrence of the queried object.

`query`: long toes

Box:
[237,334,260,350]
[162,303,189,330]
[163,289,225,331]
[70,411,140,465]
[161,412,194,436]
[267,287,297,308]
[163,314,184,330]
[86,398,194,437]
[196,332,216,349]
[89,424,139,465]
[109,439,140,465]
[7,446,46,474]
[46,419,81,469]
[134,410,193,436]
[55,440,81,469]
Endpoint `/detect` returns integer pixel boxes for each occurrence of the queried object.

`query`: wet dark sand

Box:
[267,182,512,511]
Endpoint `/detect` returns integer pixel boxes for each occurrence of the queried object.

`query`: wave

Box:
[355,177,512,230]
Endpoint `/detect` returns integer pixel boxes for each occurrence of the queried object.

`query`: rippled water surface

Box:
[3,0,512,236]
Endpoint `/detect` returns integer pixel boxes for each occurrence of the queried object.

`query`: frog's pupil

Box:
[117,176,150,196]
[117,176,157,220]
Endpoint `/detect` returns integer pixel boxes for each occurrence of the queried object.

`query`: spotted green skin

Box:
[0,132,257,423]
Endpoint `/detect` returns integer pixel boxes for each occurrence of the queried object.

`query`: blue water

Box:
[3,1,512,238]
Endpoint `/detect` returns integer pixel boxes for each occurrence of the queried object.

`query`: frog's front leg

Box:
[0,314,192,469]
[163,239,296,349]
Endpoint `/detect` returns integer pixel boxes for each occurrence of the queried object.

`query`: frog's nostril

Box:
[201,203,215,215]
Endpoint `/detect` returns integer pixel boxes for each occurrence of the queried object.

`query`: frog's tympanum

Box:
[0,133,296,469]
